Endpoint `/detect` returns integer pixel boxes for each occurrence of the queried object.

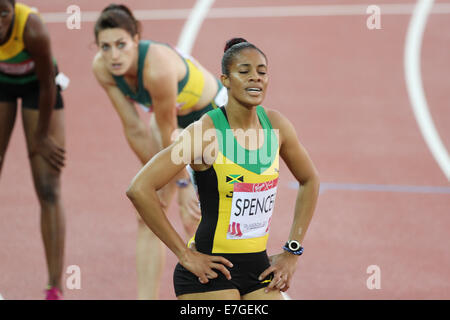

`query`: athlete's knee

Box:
[35,179,61,205]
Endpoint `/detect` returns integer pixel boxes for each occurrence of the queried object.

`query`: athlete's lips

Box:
[111,62,123,70]
[245,87,263,96]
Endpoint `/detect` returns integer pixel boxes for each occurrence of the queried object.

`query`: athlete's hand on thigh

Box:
[180,247,233,284]
[30,134,65,171]
[258,252,299,292]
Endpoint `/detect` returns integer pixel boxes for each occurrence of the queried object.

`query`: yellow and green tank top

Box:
[192,106,280,254]
[0,3,39,84]
[113,40,205,112]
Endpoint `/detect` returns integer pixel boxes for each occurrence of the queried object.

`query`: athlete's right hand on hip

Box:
[180,247,233,284]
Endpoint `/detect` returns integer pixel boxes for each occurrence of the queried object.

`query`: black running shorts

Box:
[173,250,274,297]
[0,80,64,110]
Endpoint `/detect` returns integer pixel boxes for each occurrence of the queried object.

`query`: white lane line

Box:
[404,0,450,181]
[205,3,450,18]
[40,3,450,23]
[177,0,215,55]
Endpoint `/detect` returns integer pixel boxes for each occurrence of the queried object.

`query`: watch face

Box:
[288,241,300,251]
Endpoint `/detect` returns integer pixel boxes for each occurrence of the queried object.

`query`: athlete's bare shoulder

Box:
[145,42,184,82]
[199,111,215,131]
[264,107,288,130]
[264,107,299,146]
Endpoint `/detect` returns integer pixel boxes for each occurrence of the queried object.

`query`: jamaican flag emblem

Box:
[226,174,244,184]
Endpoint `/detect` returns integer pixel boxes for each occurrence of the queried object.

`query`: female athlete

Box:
[0,0,66,300]
[126,38,320,299]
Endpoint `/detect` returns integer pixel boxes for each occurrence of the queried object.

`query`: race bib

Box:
[227,178,278,240]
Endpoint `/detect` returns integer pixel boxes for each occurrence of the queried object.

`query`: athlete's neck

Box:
[225,102,261,131]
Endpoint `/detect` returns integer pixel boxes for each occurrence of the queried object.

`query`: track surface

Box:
[0,0,449,300]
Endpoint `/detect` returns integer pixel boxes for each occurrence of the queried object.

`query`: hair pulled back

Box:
[221,37,267,75]
[94,4,141,42]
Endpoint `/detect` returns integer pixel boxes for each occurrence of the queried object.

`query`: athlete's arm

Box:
[92,54,157,165]
[144,45,201,224]
[144,45,179,149]
[259,109,320,292]
[273,109,320,246]
[23,13,65,170]
[126,117,233,284]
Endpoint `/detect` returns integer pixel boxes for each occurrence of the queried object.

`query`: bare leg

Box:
[135,114,178,299]
[242,287,284,300]
[136,113,200,299]
[0,101,17,176]
[136,215,165,300]
[178,289,241,300]
[22,108,66,292]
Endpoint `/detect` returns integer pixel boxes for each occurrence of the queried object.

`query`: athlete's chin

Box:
[108,63,131,76]
[239,97,265,108]
[108,67,126,76]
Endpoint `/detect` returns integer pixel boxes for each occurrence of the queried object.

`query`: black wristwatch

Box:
[283,240,304,255]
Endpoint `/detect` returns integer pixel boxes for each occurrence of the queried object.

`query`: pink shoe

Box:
[45,286,63,300]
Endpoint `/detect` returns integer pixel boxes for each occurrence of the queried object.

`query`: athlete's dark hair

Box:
[221,37,267,75]
[94,4,141,43]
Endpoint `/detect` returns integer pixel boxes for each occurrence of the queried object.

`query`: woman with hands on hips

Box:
[127,38,320,299]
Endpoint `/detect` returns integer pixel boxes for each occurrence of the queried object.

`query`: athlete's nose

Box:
[111,46,120,60]
[248,69,262,82]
